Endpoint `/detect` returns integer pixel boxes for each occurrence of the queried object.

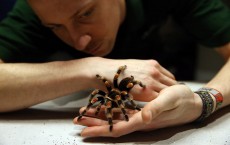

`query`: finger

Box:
[78,107,131,120]
[158,65,175,80]
[80,113,142,137]
[79,106,105,117]
[159,74,177,86]
[150,81,169,92]
[133,88,159,102]
[141,95,176,124]
[73,116,109,126]
[154,65,177,87]
[79,106,126,114]
[74,113,128,125]
[74,115,130,127]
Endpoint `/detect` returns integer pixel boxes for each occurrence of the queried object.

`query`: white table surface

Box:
[0,82,230,145]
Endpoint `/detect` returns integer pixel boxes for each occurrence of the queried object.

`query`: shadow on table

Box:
[82,105,230,143]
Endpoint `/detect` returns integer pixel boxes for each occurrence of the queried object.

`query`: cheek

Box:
[53,30,74,47]
[92,20,119,41]
[93,8,120,40]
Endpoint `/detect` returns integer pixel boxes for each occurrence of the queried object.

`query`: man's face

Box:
[28,0,125,56]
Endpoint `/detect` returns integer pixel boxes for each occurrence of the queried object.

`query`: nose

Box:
[75,34,92,50]
[67,26,92,51]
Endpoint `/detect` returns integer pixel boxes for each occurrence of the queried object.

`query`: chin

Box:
[94,50,111,57]
[94,46,114,56]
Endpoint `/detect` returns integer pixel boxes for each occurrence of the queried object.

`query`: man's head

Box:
[27,0,126,56]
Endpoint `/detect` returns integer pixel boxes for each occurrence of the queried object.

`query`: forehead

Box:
[28,0,89,6]
[27,0,94,22]
[28,0,92,14]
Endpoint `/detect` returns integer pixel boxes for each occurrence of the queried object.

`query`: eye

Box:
[79,7,94,19]
[48,26,57,30]
[46,24,62,31]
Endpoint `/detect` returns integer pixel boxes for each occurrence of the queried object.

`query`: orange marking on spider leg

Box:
[121,91,128,97]
[105,81,111,86]
[92,90,99,95]
[91,98,98,103]
[114,74,119,79]
[115,95,121,100]
[106,101,112,107]
[107,114,112,118]
[127,83,134,88]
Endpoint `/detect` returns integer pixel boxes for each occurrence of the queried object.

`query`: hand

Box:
[73,84,203,137]
[87,57,177,101]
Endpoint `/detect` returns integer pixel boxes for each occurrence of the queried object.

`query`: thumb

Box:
[141,94,176,124]
[141,99,163,124]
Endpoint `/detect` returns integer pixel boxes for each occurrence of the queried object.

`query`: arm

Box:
[142,42,230,123]
[0,58,94,112]
[74,43,230,138]
[0,57,176,112]
[205,42,230,108]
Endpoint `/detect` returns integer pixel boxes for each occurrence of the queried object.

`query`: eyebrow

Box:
[42,0,94,26]
[41,8,80,27]
[42,23,61,28]
[70,0,95,20]
[70,9,81,20]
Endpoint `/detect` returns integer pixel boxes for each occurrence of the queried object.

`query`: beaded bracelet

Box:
[197,87,223,111]
[194,91,214,122]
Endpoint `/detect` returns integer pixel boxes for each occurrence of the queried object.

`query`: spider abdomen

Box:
[118,77,134,91]
[108,89,121,99]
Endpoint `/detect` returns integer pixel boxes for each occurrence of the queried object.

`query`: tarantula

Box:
[78,65,146,132]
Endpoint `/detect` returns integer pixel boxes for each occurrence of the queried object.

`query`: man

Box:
[0,0,230,137]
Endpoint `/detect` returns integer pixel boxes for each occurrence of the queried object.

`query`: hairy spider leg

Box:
[94,98,105,116]
[132,79,146,88]
[113,65,127,88]
[78,89,106,120]
[96,74,112,92]
[126,76,146,90]
[105,100,114,132]
[119,76,145,111]
[88,89,106,100]
[126,94,141,111]
[115,95,129,121]
[121,91,141,111]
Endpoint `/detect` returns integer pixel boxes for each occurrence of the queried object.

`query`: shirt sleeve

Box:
[172,0,230,47]
[0,0,65,62]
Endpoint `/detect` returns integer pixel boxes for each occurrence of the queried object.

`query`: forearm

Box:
[0,56,177,112]
[0,58,95,112]
[205,57,230,108]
